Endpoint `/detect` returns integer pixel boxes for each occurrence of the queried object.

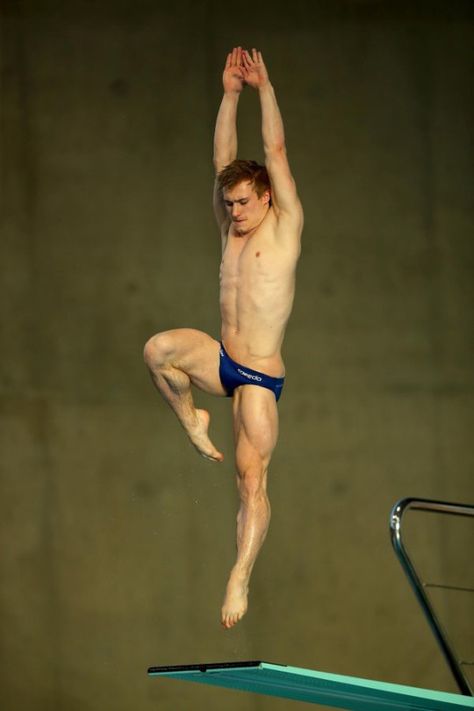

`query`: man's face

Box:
[223,180,270,235]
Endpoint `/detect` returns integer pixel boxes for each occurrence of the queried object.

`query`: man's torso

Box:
[219,208,301,377]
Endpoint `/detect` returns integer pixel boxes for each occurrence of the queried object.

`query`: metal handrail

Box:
[390,497,474,697]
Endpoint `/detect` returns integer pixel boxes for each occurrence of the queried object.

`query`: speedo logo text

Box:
[237,368,263,382]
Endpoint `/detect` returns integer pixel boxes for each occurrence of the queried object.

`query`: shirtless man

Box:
[144,47,303,629]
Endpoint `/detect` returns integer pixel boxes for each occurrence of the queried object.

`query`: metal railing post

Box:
[390,497,474,696]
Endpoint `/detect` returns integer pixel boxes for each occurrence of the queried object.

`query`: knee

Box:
[143,332,174,369]
[237,466,267,501]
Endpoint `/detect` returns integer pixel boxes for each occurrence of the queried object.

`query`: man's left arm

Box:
[242,49,303,227]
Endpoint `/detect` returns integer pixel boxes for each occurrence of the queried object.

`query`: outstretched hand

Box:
[223,47,245,94]
[241,48,269,89]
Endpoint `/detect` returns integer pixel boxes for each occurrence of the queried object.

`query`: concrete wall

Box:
[1,1,473,709]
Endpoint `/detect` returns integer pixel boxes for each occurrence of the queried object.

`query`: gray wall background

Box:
[1,1,473,709]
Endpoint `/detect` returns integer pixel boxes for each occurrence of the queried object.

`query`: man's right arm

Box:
[213,48,244,227]
[213,92,239,173]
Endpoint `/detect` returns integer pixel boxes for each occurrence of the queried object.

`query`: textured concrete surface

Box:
[1,1,473,709]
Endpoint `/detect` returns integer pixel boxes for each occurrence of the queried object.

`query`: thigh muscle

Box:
[233,385,279,472]
[153,328,226,397]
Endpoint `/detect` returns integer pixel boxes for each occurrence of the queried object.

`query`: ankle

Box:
[230,565,251,583]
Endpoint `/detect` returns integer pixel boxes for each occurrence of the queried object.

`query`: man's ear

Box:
[263,190,271,205]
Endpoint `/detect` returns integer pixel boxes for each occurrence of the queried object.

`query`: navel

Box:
[255,251,260,257]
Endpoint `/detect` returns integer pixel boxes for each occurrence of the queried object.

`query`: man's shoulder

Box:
[269,203,303,245]
[251,212,301,262]
[273,194,303,222]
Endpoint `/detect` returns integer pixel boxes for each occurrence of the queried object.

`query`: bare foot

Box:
[221,571,249,629]
[187,409,223,462]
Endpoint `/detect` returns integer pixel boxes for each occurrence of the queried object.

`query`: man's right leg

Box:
[143,328,227,462]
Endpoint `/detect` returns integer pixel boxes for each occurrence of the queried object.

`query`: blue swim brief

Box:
[218,342,285,402]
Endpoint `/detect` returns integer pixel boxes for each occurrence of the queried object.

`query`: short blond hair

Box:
[217,159,270,198]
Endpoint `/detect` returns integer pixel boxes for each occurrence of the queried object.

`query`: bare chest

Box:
[219,234,283,288]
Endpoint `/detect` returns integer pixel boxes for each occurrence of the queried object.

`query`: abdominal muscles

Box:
[219,241,297,368]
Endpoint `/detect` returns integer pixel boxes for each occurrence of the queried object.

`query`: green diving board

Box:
[148,660,474,710]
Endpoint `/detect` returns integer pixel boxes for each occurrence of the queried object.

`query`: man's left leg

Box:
[221,384,279,629]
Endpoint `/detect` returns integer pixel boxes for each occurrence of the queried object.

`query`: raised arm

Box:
[213,47,245,227]
[241,49,302,223]
[213,48,244,172]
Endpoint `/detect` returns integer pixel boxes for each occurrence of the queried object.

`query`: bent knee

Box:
[143,332,175,369]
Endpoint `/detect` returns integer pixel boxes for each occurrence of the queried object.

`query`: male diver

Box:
[144,47,303,629]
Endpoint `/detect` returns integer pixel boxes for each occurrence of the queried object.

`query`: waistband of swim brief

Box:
[220,342,285,385]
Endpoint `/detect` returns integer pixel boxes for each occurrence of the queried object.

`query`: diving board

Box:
[148,660,474,709]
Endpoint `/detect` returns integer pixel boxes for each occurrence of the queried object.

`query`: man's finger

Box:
[242,50,252,67]
[225,52,232,69]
